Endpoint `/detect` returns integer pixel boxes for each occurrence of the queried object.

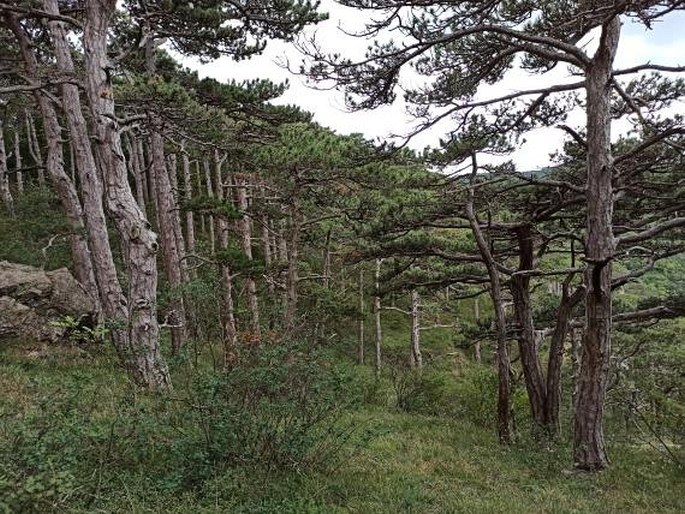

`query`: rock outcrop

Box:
[0,261,97,342]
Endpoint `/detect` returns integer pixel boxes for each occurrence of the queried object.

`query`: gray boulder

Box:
[0,261,97,342]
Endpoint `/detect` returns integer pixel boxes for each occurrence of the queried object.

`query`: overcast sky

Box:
[179,3,685,170]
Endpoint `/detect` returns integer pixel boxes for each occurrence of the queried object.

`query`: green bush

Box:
[180,339,360,474]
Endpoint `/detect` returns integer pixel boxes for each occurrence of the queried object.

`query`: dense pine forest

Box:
[0,1,683,512]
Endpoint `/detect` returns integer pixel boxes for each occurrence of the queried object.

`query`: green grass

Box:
[0,339,682,513]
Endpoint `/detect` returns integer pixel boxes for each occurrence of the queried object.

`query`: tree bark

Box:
[13,127,23,193]
[545,283,584,437]
[409,288,422,369]
[150,127,187,355]
[236,174,260,334]
[466,153,513,444]
[82,0,171,389]
[203,157,216,255]
[24,111,45,187]
[6,11,99,308]
[510,225,547,428]
[574,16,620,471]
[0,120,14,216]
[284,189,301,330]
[474,297,482,363]
[374,258,383,376]
[359,267,365,365]
[181,147,196,265]
[212,155,236,363]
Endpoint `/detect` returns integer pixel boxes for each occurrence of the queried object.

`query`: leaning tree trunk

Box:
[573,16,620,471]
[510,225,547,428]
[6,11,99,308]
[466,153,513,444]
[82,0,170,389]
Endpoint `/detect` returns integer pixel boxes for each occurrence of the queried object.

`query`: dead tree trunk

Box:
[573,16,620,471]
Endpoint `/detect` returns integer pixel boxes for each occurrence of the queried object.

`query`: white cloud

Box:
[180,6,685,171]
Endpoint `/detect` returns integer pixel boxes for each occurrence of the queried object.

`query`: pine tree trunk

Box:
[6,10,99,309]
[236,175,260,334]
[124,133,146,211]
[466,153,512,444]
[284,192,301,330]
[409,289,422,369]
[0,120,14,216]
[203,158,216,255]
[13,128,23,194]
[545,285,584,438]
[150,128,187,355]
[573,16,620,471]
[212,155,236,363]
[510,225,547,428]
[374,258,383,376]
[24,111,45,187]
[359,268,365,365]
[181,148,196,264]
[474,297,482,363]
[82,0,170,389]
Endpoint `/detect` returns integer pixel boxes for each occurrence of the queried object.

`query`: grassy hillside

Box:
[1,338,682,513]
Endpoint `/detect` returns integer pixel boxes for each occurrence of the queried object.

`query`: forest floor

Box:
[0,338,683,514]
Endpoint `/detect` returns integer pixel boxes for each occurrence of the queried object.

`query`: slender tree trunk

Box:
[510,225,547,428]
[466,153,513,444]
[236,175,260,334]
[150,127,187,355]
[212,155,236,362]
[25,111,45,187]
[13,128,23,194]
[82,0,170,389]
[474,297,482,363]
[124,133,146,211]
[574,16,620,471]
[182,149,196,263]
[409,288,422,369]
[374,258,383,376]
[359,267,365,365]
[284,190,301,330]
[545,284,584,437]
[203,157,216,254]
[0,120,14,216]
